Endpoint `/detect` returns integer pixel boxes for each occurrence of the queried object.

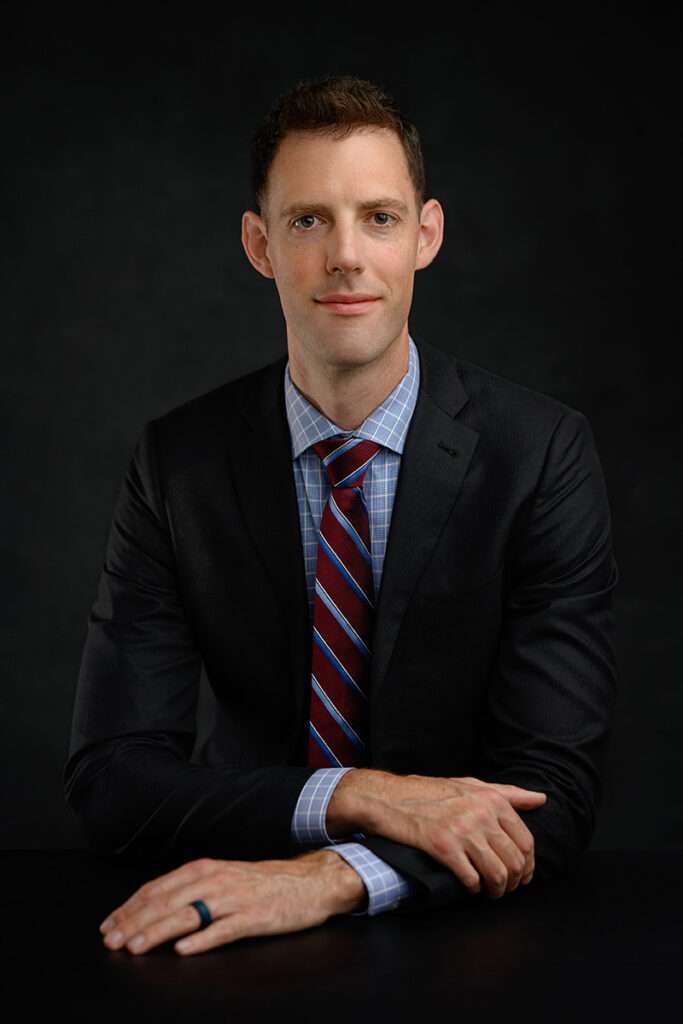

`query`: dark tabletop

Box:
[1,849,678,1021]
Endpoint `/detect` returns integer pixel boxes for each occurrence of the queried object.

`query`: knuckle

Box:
[488,791,508,811]
[467,837,488,856]
[194,857,215,872]
[185,904,203,926]
[513,850,526,872]
[210,917,237,944]
[473,805,492,827]
[429,825,454,858]
[135,894,153,912]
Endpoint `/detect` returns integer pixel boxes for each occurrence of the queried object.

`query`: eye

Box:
[371,212,397,226]
[292,214,319,230]
[290,211,399,231]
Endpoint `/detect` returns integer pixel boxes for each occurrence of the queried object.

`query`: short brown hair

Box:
[249,74,426,224]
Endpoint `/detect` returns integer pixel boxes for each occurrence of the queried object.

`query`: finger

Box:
[100,858,220,933]
[175,912,263,955]
[496,807,535,862]
[521,849,536,885]
[486,784,547,807]
[496,811,535,883]
[462,840,510,900]
[122,902,221,955]
[441,849,483,895]
[174,905,314,957]
[103,877,230,952]
[486,831,526,893]
[447,779,547,807]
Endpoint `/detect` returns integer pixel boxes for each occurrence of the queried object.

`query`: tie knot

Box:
[312,435,382,489]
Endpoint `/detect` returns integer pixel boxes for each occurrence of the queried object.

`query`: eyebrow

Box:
[279,197,411,221]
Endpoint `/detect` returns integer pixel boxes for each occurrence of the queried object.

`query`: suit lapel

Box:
[227,335,480,730]
[369,335,479,701]
[227,353,312,727]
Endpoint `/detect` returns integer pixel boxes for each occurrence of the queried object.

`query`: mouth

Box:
[315,297,381,315]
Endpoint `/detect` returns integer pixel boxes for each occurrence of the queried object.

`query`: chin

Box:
[327,343,395,372]
[290,318,404,371]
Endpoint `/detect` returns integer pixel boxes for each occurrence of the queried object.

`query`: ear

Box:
[415,199,445,272]
[241,210,275,280]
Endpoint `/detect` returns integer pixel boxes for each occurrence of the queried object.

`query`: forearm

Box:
[291,769,413,915]
[328,763,592,881]
[325,767,399,837]
[325,767,562,909]
[298,849,368,915]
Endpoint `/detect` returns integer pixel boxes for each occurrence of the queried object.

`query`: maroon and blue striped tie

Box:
[307,435,382,768]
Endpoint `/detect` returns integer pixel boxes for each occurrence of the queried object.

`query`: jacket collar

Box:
[229,333,478,733]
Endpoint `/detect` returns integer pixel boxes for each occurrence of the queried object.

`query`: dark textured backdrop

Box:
[2,6,680,850]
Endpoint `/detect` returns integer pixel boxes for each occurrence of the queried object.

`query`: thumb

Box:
[490,784,547,806]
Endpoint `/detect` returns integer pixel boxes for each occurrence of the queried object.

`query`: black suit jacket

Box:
[64,334,618,912]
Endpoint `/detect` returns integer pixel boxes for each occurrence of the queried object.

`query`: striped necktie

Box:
[307,435,382,768]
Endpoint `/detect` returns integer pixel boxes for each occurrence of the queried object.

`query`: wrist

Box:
[301,849,367,915]
[326,768,392,838]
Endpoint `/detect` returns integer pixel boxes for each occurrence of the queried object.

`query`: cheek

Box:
[282,254,317,297]
[382,247,414,286]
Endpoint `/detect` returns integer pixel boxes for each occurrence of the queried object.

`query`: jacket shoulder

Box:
[148,352,286,443]
[455,356,583,428]
[415,335,585,432]
[444,355,602,507]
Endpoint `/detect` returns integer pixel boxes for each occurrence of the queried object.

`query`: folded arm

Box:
[66,420,419,926]
[64,421,320,863]
[324,409,619,910]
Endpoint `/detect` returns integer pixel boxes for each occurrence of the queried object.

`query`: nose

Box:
[325,220,364,275]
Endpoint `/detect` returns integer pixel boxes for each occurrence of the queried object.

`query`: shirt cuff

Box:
[291,766,360,846]
[324,842,413,916]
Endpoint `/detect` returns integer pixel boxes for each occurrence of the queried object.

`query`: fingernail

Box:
[100,917,114,933]
[105,929,124,948]
[128,934,145,951]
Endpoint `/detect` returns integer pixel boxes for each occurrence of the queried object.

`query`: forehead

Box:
[268,127,413,208]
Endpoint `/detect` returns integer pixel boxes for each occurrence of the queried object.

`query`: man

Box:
[64,75,618,957]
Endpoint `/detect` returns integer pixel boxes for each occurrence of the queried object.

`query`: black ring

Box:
[189,899,212,930]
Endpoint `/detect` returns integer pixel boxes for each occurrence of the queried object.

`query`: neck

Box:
[288,331,410,431]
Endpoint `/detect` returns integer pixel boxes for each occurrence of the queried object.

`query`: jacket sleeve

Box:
[63,420,317,865]
[359,408,618,912]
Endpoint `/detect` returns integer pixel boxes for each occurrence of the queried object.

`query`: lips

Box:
[316,296,380,315]
[316,293,379,304]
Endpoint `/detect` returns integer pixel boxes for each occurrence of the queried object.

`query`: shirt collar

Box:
[284,334,420,460]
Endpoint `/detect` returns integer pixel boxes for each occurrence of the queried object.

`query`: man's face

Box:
[243,127,442,379]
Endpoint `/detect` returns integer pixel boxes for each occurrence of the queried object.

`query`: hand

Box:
[328,770,547,900]
[99,849,365,956]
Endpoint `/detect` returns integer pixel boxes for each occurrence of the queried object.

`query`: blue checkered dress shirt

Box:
[285,334,421,915]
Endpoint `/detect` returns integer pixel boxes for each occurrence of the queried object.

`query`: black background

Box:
[2,5,680,851]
